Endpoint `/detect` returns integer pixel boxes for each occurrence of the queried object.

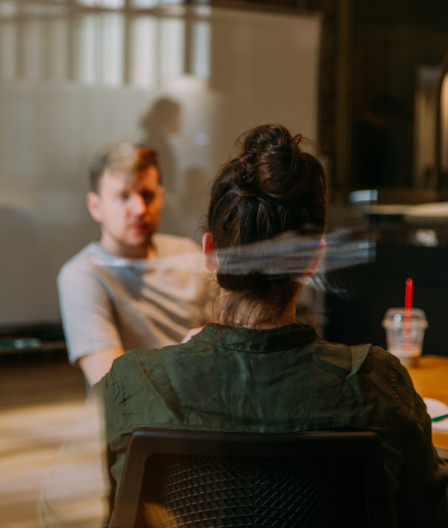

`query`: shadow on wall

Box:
[0,205,37,248]
[139,97,182,195]
[139,97,212,242]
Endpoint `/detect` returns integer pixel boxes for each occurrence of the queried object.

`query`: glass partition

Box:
[0,1,321,327]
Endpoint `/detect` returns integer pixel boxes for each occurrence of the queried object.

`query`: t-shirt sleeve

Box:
[58,261,123,363]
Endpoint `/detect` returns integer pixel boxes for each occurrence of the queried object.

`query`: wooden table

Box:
[408,355,448,451]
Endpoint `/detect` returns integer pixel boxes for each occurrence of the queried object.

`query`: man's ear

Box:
[86,192,102,223]
[202,232,218,272]
[304,237,326,277]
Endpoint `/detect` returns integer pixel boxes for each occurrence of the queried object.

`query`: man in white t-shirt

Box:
[58,142,213,386]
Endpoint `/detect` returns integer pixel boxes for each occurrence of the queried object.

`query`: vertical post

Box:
[435,52,448,192]
[333,0,354,192]
[123,0,132,85]
[183,0,194,76]
[16,0,25,79]
[67,0,78,82]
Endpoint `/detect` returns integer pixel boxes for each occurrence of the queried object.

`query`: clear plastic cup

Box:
[382,308,428,368]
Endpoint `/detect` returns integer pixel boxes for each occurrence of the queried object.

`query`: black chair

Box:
[109,428,391,528]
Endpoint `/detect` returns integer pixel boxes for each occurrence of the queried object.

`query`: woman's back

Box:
[98,124,448,527]
[100,321,447,528]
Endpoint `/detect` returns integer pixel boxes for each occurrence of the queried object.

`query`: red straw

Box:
[405,278,413,311]
[404,278,413,353]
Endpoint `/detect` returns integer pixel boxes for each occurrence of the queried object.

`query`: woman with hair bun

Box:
[203,123,327,327]
[97,124,448,526]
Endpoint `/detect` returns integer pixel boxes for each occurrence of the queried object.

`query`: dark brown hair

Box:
[206,123,327,324]
[88,142,160,193]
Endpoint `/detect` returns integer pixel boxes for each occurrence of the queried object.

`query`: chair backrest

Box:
[109,428,391,528]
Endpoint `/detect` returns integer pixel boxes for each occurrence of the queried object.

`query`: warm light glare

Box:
[441,74,448,171]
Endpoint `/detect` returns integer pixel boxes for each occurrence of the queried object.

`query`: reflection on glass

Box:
[79,16,97,84]
[132,0,159,6]
[79,0,125,8]
[23,2,67,16]
[0,22,16,80]
[159,18,184,83]
[24,20,44,80]
[48,19,69,81]
[101,13,124,86]
[0,1,17,17]
[130,16,158,88]
[0,2,321,328]
[132,0,184,7]
[79,14,124,85]
[192,20,210,78]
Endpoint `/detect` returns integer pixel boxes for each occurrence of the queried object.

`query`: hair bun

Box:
[206,123,327,325]
[233,124,307,202]
[243,123,292,158]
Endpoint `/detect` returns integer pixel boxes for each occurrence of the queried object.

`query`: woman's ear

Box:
[202,232,218,272]
[304,237,326,276]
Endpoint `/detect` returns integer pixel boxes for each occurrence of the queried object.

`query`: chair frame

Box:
[109,428,390,528]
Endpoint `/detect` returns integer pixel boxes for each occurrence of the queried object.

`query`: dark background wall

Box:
[227,0,448,192]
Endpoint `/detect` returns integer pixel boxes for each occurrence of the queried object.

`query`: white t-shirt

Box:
[57,234,214,363]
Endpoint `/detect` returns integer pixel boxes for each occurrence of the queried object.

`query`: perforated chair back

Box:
[109,428,391,528]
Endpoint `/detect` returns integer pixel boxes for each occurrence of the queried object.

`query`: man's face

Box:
[87,166,163,258]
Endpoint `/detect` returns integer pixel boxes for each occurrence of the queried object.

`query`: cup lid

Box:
[382,307,428,329]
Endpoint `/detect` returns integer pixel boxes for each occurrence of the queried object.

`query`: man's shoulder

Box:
[154,233,201,257]
[58,242,102,282]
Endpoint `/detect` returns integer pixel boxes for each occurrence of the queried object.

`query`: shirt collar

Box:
[191,322,317,353]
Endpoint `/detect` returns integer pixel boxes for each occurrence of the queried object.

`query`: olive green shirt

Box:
[96,323,448,527]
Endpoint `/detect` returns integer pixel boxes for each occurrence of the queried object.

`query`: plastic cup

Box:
[382,308,428,368]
